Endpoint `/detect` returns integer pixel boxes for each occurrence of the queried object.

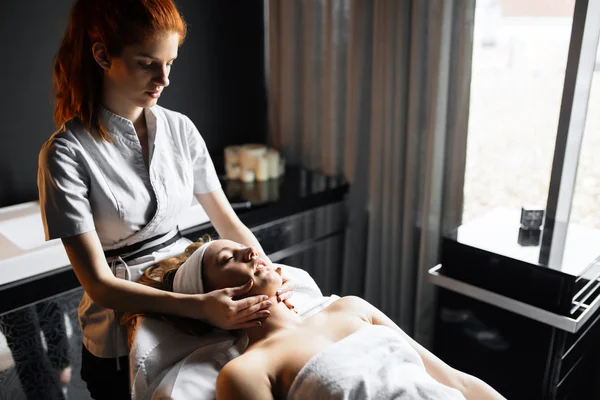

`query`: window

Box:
[463,0,600,231]
[571,41,600,229]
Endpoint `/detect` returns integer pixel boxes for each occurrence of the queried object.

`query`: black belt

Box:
[104,230,183,263]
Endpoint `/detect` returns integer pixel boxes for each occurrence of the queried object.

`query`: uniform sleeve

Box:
[38,138,95,240]
[184,116,222,194]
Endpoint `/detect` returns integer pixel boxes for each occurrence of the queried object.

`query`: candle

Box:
[267,149,280,179]
[239,144,266,171]
[256,156,270,181]
[226,165,241,180]
[240,169,255,183]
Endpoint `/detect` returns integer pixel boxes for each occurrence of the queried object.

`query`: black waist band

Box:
[104,230,183,262]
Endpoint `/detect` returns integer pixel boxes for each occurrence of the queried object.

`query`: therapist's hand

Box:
[276,269,296,311]
[198,280,272,330]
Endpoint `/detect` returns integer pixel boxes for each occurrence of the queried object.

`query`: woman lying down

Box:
[127,238,505,400]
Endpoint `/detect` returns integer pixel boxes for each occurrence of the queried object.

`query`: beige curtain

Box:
[267,0,474,346]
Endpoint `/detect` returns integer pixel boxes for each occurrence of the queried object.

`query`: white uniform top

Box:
[38,105,221,357]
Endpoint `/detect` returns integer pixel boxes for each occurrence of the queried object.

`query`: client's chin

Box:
[247,267,283,298]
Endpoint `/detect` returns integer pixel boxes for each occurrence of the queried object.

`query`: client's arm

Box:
[216,357,274,400]
[347,296,506,400]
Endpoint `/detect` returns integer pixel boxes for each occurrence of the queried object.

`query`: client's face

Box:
[203,240,283,297]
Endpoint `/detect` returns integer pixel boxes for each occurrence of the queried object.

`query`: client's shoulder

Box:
[219,349,269,378]
[217,352,272,399]
[326,296,374,319]
[330,295,371,310]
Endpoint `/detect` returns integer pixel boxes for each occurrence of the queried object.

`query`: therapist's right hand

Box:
[196,280,272,330]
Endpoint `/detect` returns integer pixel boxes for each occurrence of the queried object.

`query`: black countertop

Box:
[441,207,600,317]
[0,166,349,315]
[183,166,348,238]
[447,208,600,278]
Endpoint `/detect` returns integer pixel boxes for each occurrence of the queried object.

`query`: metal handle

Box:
[428,265,600,333]
[571,255,600,314]
[230,201,252,210]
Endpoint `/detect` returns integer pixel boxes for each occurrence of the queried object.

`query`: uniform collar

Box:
[99,105,158,139]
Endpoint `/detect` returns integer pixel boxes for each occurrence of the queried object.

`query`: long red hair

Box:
[52,0,187,141]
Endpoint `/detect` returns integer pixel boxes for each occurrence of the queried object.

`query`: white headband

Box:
[173,241,213,294]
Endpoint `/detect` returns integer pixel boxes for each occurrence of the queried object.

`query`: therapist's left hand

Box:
[276,270,296,310]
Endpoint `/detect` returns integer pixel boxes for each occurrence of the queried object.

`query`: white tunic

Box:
[38,105,221,357]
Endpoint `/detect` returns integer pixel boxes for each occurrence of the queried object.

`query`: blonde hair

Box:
[121,238,211,348]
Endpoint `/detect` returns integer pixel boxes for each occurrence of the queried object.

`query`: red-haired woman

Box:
[37,1,292,398]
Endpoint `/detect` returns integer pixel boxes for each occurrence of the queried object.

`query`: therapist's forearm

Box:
[62,231,216,322]
[91,276,208,319]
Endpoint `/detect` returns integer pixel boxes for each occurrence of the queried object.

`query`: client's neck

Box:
[243,295,302,348]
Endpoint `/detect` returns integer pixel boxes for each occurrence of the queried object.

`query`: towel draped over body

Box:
[287,325,466,400]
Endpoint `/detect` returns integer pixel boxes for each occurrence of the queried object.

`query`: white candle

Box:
[239,144,266,171]
[267,149,280,179]
[256,156,270,181]
[226,165,241,180]
[240,169,255,183]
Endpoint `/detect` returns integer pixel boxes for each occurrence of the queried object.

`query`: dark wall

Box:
[0,0,266,208]
[163,0,267,151]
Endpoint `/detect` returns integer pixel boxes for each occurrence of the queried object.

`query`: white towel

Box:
[287,325,466,400]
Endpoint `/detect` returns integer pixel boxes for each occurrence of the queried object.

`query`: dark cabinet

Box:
[431,208,600,400]
[434,287,600,400]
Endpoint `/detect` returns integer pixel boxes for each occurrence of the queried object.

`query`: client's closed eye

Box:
[218,256,233,266]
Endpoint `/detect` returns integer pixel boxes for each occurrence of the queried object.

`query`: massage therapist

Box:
[37,1,293,398]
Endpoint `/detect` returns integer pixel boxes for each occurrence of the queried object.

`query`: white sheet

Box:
[130,264,337,400]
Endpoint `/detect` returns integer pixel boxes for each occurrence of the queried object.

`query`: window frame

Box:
[540,0,600,267]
